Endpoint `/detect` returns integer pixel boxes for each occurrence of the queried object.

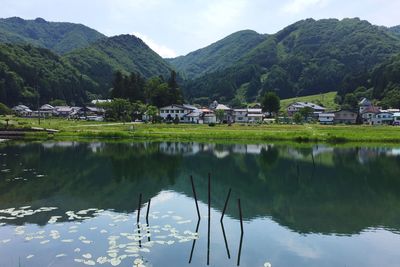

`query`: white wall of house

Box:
[233,109,247,123]
[371,112,394,125]
[159,105,193,122]
[318,113,335,124]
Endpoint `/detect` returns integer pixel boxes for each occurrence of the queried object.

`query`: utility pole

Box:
[35,69,40,125]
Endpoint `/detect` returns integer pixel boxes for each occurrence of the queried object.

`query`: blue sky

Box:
[0,0,399,57]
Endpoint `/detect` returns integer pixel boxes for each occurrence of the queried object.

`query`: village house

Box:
[200,108,217,124]
[318,113,335,124]
[91,99,112,105]
[287,102,326,116]
[12,105,32,117]
[35,104,55,117]
[359,98,374,114]
[361,106,381,124]
[214,103,233,123]
[183,109,202,124]
[393,112,400,126]
[53,106,74,117]
[159,104,197,122]
[233,109,247,123]
[371,112,394,125]
[334,110,358,124]
[232,108,263,123]
[247,108,264,123]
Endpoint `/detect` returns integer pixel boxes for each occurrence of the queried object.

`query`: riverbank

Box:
[1,117,400,143]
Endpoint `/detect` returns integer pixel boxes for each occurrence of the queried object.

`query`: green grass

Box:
[2,116,400,144]
[280,91,339,112]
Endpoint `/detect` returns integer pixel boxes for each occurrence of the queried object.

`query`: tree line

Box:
[100,70,183,121]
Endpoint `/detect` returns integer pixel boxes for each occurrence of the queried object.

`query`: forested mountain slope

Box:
[0,43,97,106]
[0,17,105,54]
[167,30,267,79]
[65,34,173,94]
[181,18,400,105]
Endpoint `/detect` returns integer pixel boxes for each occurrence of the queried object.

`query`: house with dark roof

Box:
[361,106,381,124]
[287,102,326,116]
[334,110,358,124]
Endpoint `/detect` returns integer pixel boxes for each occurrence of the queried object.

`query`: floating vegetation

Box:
[0,206,199,267]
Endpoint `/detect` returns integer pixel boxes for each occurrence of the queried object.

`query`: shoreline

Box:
[1,117,400,144]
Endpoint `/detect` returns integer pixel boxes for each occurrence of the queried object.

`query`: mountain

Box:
[0,43,97,106]
[179,18,400,105]
[65,34,173,94]
[389,25,400,36]
[0,17,105,54]
[167,30,266,79]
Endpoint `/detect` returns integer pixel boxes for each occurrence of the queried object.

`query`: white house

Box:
[371,112,394,125]
[53,106,74,117]
[393,112,400,126]
[247,108,263,123]
[200,108,217,124]
[91,99,112,105]
[318,113,335,124]
[183,109,202,124]
[287,102,326,116]
[12,105,32,117]
[159,104,197,122]
[233,109,247,123]
[39,104,55,117]
[214,104,233,123]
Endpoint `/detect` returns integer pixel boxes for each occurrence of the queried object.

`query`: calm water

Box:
[1,141,400,267]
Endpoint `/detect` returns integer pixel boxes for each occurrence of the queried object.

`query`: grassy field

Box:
[280,91,339,112]
[1,116,400,143]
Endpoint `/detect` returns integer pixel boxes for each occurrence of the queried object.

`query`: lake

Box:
[1,141,400,267]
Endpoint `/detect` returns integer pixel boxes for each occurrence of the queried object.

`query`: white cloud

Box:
[132,32,177,58]
[282,0,329,14]
[202,0,247,28]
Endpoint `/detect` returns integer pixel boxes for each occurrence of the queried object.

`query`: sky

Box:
[0,0,399,57]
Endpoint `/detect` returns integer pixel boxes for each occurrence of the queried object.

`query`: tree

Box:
[103,98,132,122]
[293,112,303,124]
[215,109,225,123]
[111,71,125,99]
[261,92,280,115]
[146,105,159,123]
[342,93,358,110]
[0,103,11,115]
[299,107,314,121]
[49,99,67,106]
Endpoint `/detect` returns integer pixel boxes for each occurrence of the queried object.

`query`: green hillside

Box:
[182,18,400,105]
[280,92,339,112]
[389,26,400,36]
[0,43,97,106]
[168,30,266,79]
[0,17,105,54]
[64,34,173,94]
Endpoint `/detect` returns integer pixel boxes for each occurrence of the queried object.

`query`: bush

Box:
[208,123,216,127]
[0,103,12,115]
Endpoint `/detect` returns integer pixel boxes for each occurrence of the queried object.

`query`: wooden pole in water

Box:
[190,175,201,220]
[221,188,232,222]
[146,199,151,225]
[189,218,201,263]
[221,219,231,259]
[146,198,151,242]
[137,193,142,224]
[207,173,211,265]
[237,198,244,266]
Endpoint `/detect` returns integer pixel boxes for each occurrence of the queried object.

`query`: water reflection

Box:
[1,141,400,236]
